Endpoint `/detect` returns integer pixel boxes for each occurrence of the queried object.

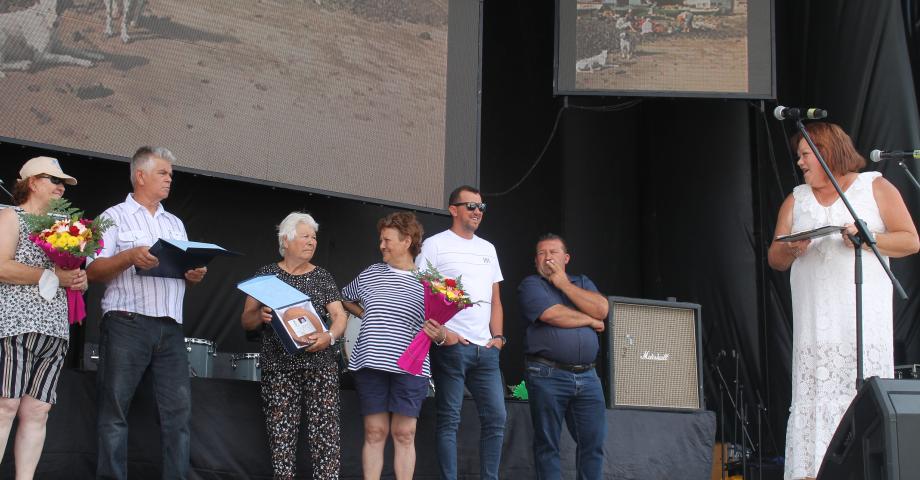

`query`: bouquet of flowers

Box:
[397,261,478,375]
[22,198,115,325]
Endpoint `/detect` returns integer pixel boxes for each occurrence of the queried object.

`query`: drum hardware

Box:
[228,353,261,381]
[185,337,217,378]
[895,364,920,379]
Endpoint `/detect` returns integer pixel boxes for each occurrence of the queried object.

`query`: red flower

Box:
[69,225,80,236]
[445,278,457,288]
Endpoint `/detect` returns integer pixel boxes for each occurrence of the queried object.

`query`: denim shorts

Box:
[352,368,429,418]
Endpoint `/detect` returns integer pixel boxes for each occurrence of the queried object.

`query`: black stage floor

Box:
[0,370,715,479]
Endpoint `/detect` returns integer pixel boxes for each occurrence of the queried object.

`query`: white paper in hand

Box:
[38,269,59,301]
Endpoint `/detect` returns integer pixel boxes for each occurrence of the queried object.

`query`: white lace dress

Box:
[784,172,894,480]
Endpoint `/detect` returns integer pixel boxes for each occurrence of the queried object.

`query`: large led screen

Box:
[0,0,480,210]
[556,0,774,98]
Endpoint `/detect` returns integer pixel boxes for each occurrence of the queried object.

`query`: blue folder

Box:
[237,274,324,354]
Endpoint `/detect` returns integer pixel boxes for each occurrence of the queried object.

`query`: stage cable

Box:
[752,101,789,203]
[483,97,642,197]
[750,100,791,459]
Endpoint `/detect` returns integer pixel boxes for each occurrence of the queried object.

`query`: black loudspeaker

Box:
[602,297,703,410]
[817,378,920,480]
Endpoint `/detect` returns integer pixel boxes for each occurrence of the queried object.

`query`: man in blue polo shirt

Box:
[518,233,609,480]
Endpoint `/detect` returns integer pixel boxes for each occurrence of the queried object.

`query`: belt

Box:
[526,355,595,373]
[106,311,174,322]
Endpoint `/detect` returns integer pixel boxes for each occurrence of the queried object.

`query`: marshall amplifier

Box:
[602,297,703,410]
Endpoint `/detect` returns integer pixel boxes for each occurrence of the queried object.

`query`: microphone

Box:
[869,149,920,163]
[773,106,828,121]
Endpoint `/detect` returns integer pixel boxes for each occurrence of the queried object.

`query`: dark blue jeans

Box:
[95,311,191,480]
[525,361,607,480]
[432,343,506,480]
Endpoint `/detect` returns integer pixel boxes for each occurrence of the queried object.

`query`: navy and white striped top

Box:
[342,263,427,377]
[93,194,189,323]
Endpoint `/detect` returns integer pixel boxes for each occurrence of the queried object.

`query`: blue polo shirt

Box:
[518,273,602,365]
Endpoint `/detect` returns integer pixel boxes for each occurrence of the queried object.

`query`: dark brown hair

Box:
[791,122,866,176]
[448,185,481,205]
[377,211,424,258]
[536,233,569,253]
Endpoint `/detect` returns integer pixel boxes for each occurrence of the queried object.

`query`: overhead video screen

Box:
[0,0,480,211]
[556,0,774,98]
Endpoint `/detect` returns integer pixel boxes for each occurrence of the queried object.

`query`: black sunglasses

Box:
[451,202,487,212]
[39,175,65,185]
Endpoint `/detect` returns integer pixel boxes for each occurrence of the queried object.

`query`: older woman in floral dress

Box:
[241,211,348,480]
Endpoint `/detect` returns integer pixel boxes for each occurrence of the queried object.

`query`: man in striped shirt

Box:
[87,146,207,479]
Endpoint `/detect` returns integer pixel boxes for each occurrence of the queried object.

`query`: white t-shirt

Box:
[415,229,503,346]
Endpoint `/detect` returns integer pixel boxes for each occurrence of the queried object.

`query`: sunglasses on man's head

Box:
[451,202,487,212]
[39,175,65,185]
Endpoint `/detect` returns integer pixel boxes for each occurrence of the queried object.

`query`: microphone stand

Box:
[895,160,920,192]
[795,119,908,389]
[0,179,13,202]
[710,354,755,477]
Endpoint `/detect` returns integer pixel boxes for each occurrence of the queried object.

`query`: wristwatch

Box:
[492,335,507,346]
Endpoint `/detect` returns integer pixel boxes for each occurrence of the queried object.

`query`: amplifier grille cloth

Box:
[611,303,699,409]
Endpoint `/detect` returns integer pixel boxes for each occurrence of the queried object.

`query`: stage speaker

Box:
[817,377,920,480]
[602,297,703,410]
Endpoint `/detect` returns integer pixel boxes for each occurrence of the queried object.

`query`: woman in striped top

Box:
[342,212,436,480]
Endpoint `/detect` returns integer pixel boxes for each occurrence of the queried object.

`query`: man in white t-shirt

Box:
[417,185,506,480]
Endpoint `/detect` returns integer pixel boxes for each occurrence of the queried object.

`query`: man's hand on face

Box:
[539,258,568,287]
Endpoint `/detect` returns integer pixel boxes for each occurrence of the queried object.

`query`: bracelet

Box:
[492,335,507,346]
[436,333,447,346]
[327,331,336,344]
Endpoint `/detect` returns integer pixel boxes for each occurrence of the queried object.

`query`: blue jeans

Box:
[525,361,607,480]
[95,311,191,480]
[432,343,507,480]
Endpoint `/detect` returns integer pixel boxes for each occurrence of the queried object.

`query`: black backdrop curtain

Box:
[1,0,919,466]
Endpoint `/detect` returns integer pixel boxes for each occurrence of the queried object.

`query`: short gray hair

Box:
[130,146,176,186]
[277,212,319,257]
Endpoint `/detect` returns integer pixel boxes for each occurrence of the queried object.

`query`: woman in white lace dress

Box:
[768,122,919,480]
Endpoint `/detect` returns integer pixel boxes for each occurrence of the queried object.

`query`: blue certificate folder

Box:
[237,275,325,354]
[138,239,241,279]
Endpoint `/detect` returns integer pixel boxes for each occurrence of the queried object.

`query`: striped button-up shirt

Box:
[93,194,189,323]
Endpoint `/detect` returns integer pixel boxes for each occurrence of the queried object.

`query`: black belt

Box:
[106,311,174,322]
[527,355,595,373]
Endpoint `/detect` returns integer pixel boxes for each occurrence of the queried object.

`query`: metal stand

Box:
[711,351,757,479]
[896,160,920,192]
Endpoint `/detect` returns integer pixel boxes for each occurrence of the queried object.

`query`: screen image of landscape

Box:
[556,0,774,98]
[0,0,481,210]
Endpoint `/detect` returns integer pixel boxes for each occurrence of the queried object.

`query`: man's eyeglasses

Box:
[451,202,487,212]
[39,175,65,185]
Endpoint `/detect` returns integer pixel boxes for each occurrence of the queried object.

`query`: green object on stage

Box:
[510,381,528,401]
